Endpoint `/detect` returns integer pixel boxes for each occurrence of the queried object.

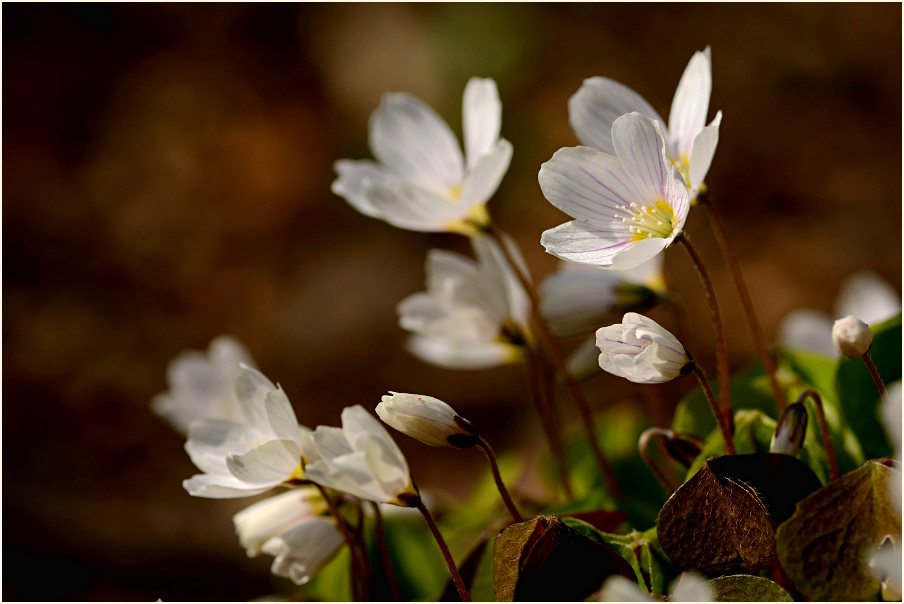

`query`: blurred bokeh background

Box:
[3,3,901,600]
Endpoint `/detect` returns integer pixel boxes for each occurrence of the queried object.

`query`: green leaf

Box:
[492,515,633,601]
[835,313,901,459]
[708,575,793,601]
[685,410,776,479]
[296,545,352,602]
[775,459,902,601]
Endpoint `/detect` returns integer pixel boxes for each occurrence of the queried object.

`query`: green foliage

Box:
[708,575,793,601]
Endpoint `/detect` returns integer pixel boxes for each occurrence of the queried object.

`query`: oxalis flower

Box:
[233,487,344,585]
[596,312,692,384]
[569,47,721,197]
[152,335,255,434]
[398,234,530,369]
[305,405,419,506]
[539,112,690,270]
[331,77,513,235]
[376,392,480,448]
[182,366,308,498]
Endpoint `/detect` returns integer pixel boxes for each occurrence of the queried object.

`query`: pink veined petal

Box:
[364,179,467,232]
[458,138,512,208]
[608,237,672,271]
[183,473,273,499]
[611,113,671,205]
[369,93,464,189]
[668,47,712,161]
[331,159,392,218]
[568,76,666,156]
[226,439,301,486]
[540,220,634,267]
[538,146,641,222]
[688,111,722,190]
[462,77,502,169]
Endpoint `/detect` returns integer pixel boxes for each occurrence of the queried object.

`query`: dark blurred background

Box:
[3,3,901,601]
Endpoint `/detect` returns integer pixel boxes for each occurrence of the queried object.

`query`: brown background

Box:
[3,3,901,601]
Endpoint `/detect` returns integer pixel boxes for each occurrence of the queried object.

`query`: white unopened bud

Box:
[770,402,808,456]
[832,315,873,358]
[596,313,692,384]
[376,392,480,448]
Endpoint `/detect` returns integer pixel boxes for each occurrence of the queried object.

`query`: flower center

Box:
[618,200,677,242]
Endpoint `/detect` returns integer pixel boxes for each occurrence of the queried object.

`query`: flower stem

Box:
[369,502,402,601]
[862,352,887,397]
[691,364,736,454]
[797,389,840,480]
[678,234,734,436]
[477,436,525,522]
[314,483,371,601]
[524,340,574,500]
[482,221,624,501]
[415,498,471,602]
[699,193,787,412]
[638,428,679,493]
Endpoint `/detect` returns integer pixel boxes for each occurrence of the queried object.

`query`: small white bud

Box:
[770,402,808,456]
[376,392,479,448]
[596,313,692,384]
[832,315,873,358]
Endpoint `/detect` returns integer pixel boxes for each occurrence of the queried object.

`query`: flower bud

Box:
[832,315,873,357]
[770,402,808,456]
[596,313,691,384]
[376,392,480,448]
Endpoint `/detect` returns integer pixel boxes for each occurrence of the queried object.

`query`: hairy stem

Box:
[416,498,471,601]
[477,437,525,522]
[638,428,679,493]
[862,352,887,398]
[678,234,734,435]
[692,364,736,455]
[699,193,787,412]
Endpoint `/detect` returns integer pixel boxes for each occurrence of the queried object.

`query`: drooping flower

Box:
[539,112,690,271]
[152,336,255,434]
[770,401,808,456]
[596,312,691,384]
[398,233,530,369]
[569,47,722,197]
[331,77,513,235]
[540,254,666,337]
[778,270,901,356]
[304,405,419,506]
[182,366,308,498]
[232,486,344,585]
[376,392,480,448]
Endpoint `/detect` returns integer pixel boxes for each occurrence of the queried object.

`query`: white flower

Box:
[540,254,665,337]
[182,366,307,498]
[331,77,513,235]
[376,392,479,448]
[305,405,419,506]
[596,312,690,384]
[569,47,722,196]
[233,486,330,556]
[598,572,713,602]
[539,113,690,271]
[398,234,530,369]
[778,270,901,356]
[261,516,346,586]
[152,336,255,434]
[832,315,874,358]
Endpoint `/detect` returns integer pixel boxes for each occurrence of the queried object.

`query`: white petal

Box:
[226,439,301,486]
[541,220,634,267]
[668,47,712,160]
[340,406,407,470]
[688,111,722,190]
[424,248,479,295]
[835,270,902,325]
[458,139,512,208]
[406,334,521,370]
[264,388,302,448]
[234,366,278,430]
[369,93,464,189]
[598,575,652,601]
[361,436,412,501]
[463,77,502,169]
[305,451,388,502]
[880,382,902,459]
[568,77,666,156]
[331,159,392,218]
[233,487,325,556]
[309,425,353,461]
[776,309,835,356]
[611,113,672,204]
[183,473,272,499]
[473,233,530,328]
[184,418,255,475]
[262,517,345,585]
[540,267,621,336]
[670,571,714,602]
[539,146,640,222]
[364,179,467,232]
